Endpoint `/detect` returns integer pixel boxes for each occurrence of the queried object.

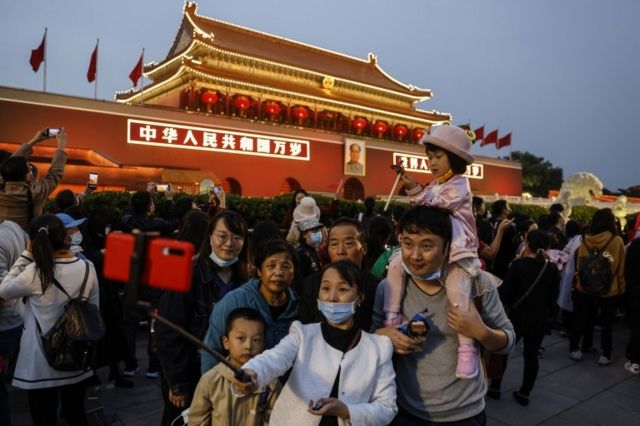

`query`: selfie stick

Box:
[384,173,402,212]
[125,231,251,382]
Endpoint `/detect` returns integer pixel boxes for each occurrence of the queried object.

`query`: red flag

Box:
[480,129,498,147]
[129,53,143,86]
[497,133,512,149]
[473,126,484,141]
[30,32,46,72]
[87,43,98,83]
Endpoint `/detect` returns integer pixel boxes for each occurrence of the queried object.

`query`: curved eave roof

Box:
[117,59,451,124]
[160,2,432,100]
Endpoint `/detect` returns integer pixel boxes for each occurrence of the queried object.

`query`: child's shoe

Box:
[456,344,479,379]
[384,312,405,327]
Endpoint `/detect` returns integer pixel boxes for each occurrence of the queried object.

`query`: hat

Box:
[293,196,321,223]
[420,125,475,164]
[55,213,86,228]
[297,218,323,232]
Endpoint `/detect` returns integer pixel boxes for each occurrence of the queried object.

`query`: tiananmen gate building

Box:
[0,2,521,199]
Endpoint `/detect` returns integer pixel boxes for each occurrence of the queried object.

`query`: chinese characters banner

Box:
[392,153,484,180]
[127,119,310,161]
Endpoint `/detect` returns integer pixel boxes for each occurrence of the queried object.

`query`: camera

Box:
[46,128,61,138]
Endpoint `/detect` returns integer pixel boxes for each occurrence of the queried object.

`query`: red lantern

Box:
[352,117,367,134]
[373,121,389,137]
[292,106,308,120]
[234,96,251,111]
[201,90,218,107]
[394,125,408,138]
[413,128,425,141]
[264,101,281,116]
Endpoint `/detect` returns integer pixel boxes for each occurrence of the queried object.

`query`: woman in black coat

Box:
[490,229,560,405]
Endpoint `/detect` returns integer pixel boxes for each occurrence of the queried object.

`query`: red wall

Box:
[0,94,521,197]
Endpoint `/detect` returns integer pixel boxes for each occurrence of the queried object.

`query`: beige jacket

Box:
[0,143,66,230]
[188,361,281,426]
[576,231,626,297]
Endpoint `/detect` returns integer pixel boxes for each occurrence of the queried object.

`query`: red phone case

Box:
[103,233,194,292]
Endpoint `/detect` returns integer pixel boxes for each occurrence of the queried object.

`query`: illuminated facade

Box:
[0,2,521,198]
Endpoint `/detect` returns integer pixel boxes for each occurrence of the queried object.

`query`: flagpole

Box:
[94,38,99,100]
[43,28,47,92]
[140,48,144,106]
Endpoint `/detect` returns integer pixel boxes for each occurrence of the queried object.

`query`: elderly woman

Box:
[155,210,249,425]
[201,239,299,372]
[235,261,397,426]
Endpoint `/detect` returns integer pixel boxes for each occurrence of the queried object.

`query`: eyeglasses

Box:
[213,232,245,245]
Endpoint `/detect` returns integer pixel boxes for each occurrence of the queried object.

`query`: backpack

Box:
[577,234,616,297]
[36,261,105,372]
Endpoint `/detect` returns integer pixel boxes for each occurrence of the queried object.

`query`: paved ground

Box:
[7,322,640,425]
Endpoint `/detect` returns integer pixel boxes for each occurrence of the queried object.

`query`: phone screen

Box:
[89,172,99,187]
[157,184,169,192]
[47,128,61,137]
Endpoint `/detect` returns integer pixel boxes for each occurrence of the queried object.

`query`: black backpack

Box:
[36,261,105,372]
[578,234,616,297]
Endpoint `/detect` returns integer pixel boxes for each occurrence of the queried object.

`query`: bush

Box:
[569,206,598,224]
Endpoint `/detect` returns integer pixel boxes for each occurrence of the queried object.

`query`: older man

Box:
[299,217,379,331]
[373,206,514,425]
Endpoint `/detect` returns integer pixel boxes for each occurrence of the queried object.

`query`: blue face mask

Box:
[310,231,323,247]
[317,300,356,324]
[209,251,238,268]
[402,261,441,282]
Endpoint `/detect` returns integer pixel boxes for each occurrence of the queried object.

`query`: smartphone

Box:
[46,128,61,138]
[213,186,221,194]
[103,233,194,292]
[88,172,99,189]
[156,184,170,192]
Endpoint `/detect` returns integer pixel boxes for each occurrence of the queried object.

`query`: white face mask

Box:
[70,231,83,247]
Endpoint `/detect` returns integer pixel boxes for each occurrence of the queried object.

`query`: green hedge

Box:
[48,191,630,228]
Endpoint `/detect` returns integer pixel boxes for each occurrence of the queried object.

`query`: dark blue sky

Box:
[2,0,638,191]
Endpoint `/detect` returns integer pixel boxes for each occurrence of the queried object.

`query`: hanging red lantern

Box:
[413,128,425,141]
[201,90,218,107]
[292,106,308,120]
[352,117,367,134]
[372,121,389,137]
[234,96,251,111]
[264,101,281,117]
[394,125,408,138]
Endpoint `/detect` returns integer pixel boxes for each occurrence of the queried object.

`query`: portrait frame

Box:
[344,138,366,176]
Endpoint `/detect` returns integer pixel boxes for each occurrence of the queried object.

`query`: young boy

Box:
[188,308,281,425]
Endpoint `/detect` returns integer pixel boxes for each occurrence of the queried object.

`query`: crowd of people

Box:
[0,126,638,426]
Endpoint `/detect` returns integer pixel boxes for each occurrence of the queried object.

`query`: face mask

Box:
[402,261,441,282]
[317,299,356,324]
[209,250,238,268]
[70,231,83,247]
[309,231,323,247]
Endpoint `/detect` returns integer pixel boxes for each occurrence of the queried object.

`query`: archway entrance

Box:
[279,177,302,194]
[222,177,242,195]
[343,177,364,201]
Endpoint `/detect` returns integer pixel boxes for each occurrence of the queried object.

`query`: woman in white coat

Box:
[0,214,99,426]
[235,260,397,426]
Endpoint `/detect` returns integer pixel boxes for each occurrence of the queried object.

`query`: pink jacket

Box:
[407,175,478,263]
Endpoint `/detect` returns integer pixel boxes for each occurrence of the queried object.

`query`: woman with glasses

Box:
[201,239,299,373]
[155,210,249,425]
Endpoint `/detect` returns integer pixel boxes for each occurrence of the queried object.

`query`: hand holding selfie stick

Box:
[123,231,251,383]
[384,173,402,212]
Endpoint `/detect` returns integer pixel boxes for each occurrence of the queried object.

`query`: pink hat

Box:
[420,125,475,164]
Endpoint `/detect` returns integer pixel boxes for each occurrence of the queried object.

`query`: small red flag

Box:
[481,129,498,147]
[473,126,484,141]
[497,133,512,149]
[129,53,143,86]
[87,43,98,83]
[30,32,46,72]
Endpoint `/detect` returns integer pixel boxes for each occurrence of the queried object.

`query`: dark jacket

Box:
[155,255,243,396]
[118,212,178,236]
[499,257,559,335]
[298,269,380,333]
[295,241,322,282]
